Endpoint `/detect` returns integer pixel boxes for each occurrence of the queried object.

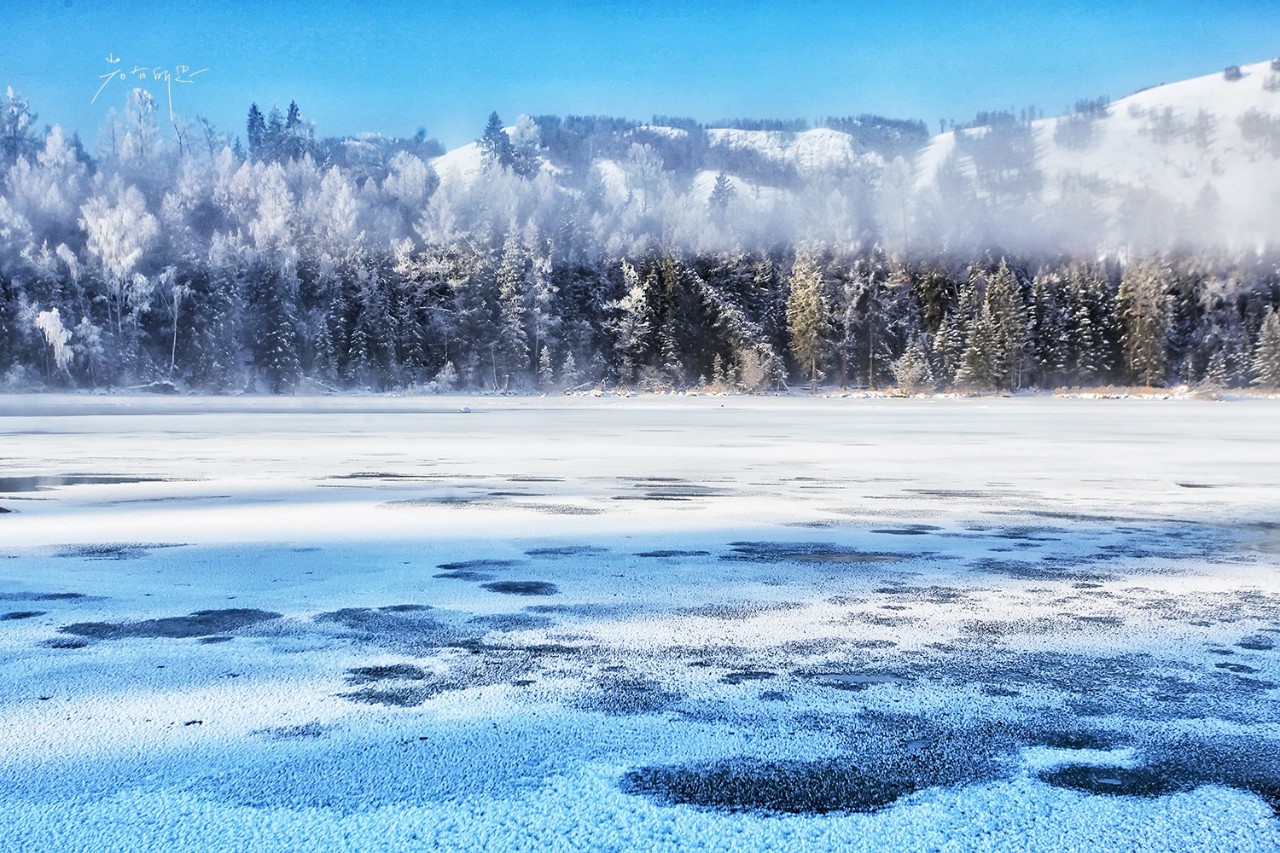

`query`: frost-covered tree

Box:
[891,337,934,394]
[1252,307,1280,390]
[608,260,652,383]
[1118,259,1172,386]
[786,251,827,393]
[1,87,37,166]
[480,112,516,173]
[957,260,1026,391]
[494,233,530,385]
[79,180,159,370]
[34,307,72,378]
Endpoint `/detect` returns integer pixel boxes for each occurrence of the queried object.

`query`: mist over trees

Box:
[1,86,1279,394]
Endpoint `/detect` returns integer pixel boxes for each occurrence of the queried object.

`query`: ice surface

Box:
[1,394,1278,851]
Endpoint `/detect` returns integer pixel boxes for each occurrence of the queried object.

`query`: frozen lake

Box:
[1,394,1278,851]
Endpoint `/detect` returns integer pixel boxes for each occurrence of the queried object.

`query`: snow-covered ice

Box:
[1,394,1278,851]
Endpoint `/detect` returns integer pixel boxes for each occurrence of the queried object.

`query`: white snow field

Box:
[1,394,1278,852]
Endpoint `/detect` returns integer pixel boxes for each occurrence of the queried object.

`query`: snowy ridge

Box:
[916,58,1280,248]
[706,127,884,176]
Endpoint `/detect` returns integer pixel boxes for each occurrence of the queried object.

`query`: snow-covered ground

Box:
[1,394,1278,851]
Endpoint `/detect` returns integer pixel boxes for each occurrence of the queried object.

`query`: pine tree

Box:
[246,104,266,162]
[284,101,306,160]
[934,277,977,386]
[494,234,529,386]
[1063,262,1117,385]
[1117,259,1172,386]
[480,112,516,171]
[985,259,1028,390]
[1029,269,1067,387]
[891,337,934,394]
[538,345,554,387]
[956,261,1026,391]
[264,105,285,163]
[786,251,828,393]
[709,172,735,222]
[1252,307,1280,390]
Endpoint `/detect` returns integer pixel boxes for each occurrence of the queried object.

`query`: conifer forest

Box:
[2,88,1279,396]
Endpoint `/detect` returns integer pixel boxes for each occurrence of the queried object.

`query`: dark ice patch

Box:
[635,550,711,558]
[467,613,554,631]
[621,750,990,815]
[1,610,44,621]
[346,664,429,685]
[1215,662,1259,674]
[871,524,941,536]
[1040,764,1192,798]
[721,670,776,685]
[525,546,608,558]
[982,685,1020,697]
[197,636,233,644]
[342,686,441,707]
[54,543,183,560]
[0,592,89,602]
[61,608,281,640]
[582,674,682,716]
[510,503,605,515]
[807,672,912,691]
[381,496,487,508]
[256,722,330,740]
[314,607,476,653]
[437,559,523,572]
[723,542,903,564]
[1038,731,1115,750]
[1237,635,1275,651]
[0,475,164,493]
[481,581,559,596]
[433,570,496,581]
[45,638,88,649]
[677,601,803,620]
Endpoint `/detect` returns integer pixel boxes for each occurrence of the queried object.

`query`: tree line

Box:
[1,87,1278,394]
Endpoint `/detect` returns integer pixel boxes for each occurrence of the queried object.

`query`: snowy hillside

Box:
[420,59,1279,251]
[705,127,884,177]
[917,58,1280,249]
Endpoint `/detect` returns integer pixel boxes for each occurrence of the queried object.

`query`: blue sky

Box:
[4,1,1276,149]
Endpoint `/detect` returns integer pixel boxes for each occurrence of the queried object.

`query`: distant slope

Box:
[917,58,1280,249]
[425,59,1280,251]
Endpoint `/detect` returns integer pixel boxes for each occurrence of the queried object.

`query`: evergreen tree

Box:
[538,345,554,387]
[1063,262,1118,385]
[284,101,305,161]
[246,104,266,162]
[1118,259,1172,386]
[1,87,37,166]
[891,337,934,394]
[786,251,827,393]
[1029,268,1067,387]
[708,172,735,222]
[480,112,516,172]
[956,260,1026,391]
[934,276,978,386]
[264,106,286,163]
[1252,307,1280,390]
[494,234,530,385]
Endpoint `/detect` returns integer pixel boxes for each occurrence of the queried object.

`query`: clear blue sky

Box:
[3,0,1275,149]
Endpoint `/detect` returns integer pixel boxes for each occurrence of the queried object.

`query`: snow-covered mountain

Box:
[915,58,1280,250]
[423,59,1280,250]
